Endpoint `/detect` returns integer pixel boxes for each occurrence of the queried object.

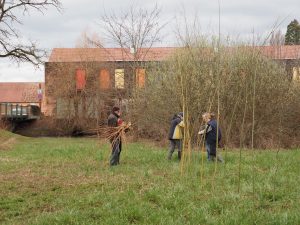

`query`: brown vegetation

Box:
[131,43,300,149]
[0,137,16,151]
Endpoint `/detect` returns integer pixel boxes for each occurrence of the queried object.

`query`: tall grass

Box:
[0,137,299,225]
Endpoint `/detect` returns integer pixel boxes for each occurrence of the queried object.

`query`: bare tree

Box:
[269,30,285,46]
[97,4,166,60]
[92,4,168,138]
[75,28,103,48]
[0,0,61,66]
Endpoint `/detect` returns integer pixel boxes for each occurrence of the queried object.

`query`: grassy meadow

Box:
[0,133,299,225]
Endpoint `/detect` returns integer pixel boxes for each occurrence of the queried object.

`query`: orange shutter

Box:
[136,68,145,88]
[76,69,86,90]
[99,69,110,90]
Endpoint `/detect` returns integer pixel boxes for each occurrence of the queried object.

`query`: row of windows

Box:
[75,68,146,91]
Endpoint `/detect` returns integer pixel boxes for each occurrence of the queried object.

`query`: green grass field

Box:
[0,134,299,225]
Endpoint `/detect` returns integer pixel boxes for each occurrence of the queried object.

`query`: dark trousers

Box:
[206,142,216,157]
[206,142,224,162]
[110,138,122,166]
[168,139,182,160]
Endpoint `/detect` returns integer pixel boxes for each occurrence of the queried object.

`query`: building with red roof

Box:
[44,47,178,118]
[1,45,298,132]
[44,45,300,119]
[0,82,44,104]
[0,82,45,121]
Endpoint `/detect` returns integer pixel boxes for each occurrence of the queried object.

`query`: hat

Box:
[178,112,183,117]
[112,106,120,112]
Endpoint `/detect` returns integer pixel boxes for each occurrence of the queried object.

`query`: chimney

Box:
[130,46,135,54]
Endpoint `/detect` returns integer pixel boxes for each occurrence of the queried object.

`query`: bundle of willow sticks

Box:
[83,122,132,142]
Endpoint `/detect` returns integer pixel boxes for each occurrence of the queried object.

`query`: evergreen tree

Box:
[285,19,300,45]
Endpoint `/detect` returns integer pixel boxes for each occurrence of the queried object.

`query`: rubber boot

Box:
[178,151,182,161]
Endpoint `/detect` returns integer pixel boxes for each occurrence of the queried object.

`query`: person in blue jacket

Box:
[199,112,224,162]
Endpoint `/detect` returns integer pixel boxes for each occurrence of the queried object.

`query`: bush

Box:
[132,43,300,148]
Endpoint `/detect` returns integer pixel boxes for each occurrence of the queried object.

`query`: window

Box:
[115,69,125,89]
[99,69,110,90]
[292,67,300,81]
[76,69,86,90]
[136,68,146,88]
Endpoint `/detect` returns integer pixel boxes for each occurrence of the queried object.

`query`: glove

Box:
[198,130,205,135]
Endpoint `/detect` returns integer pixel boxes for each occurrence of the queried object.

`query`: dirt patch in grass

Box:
[0,157,19,163]
[0,137,17,151]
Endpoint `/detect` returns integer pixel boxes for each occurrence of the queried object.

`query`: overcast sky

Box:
[0,0,299,82]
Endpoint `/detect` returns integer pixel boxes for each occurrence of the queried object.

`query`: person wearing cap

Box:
[167,112,184,160]
[107,106,123,166]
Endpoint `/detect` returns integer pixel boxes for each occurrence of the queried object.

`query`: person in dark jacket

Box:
[199,112,224,162]
[168,112,184,160]
[108,106,123,166]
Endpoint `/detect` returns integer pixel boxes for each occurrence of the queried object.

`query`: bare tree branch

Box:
[98,4,167,61]
[0,0,62,66]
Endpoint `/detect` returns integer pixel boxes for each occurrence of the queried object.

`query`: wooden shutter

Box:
[99,69,110,90]
[136,68,145,88]
[76,69,86,90]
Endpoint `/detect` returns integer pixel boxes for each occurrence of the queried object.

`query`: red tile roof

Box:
[48,46,300,63]
[0,82,44,103]
[258,45,300,60]
[48,47,176,62]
